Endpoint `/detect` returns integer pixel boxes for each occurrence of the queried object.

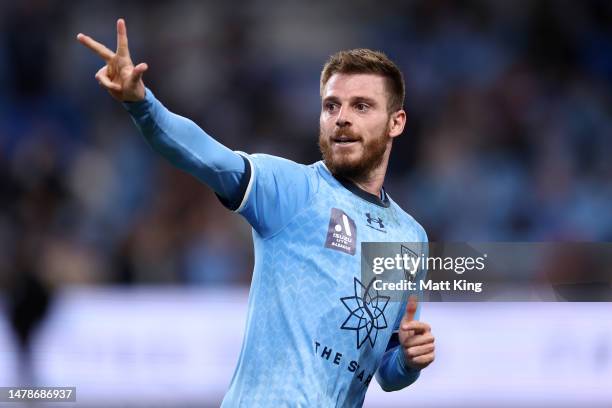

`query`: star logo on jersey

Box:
[340,277,390,349]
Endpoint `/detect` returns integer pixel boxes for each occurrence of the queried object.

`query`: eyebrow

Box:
[322,96,378,106]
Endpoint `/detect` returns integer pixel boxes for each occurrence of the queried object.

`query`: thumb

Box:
[130,62,148,84]
[401,295,418,328]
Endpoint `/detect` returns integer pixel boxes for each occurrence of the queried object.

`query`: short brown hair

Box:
[320,48,405,112]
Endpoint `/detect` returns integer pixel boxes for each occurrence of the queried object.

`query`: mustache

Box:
[331,128,362,141]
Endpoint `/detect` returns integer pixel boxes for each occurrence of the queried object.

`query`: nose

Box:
[335,106,351,128]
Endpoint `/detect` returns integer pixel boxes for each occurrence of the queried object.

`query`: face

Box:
[319,73,405,181]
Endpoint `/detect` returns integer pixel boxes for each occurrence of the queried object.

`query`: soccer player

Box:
[77,19,435,407]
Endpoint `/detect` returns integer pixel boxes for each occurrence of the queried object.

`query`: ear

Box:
[388,109,406,139]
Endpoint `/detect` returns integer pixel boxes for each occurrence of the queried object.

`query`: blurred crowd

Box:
[0,0,611,290]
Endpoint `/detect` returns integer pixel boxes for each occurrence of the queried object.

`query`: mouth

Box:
[332,135,361,145]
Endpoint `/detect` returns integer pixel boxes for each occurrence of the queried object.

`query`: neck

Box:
[347,145,391,197]
[348,167,386,197]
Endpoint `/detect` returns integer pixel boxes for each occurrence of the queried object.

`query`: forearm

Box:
[122,88,247,206]
[375,345,421,392]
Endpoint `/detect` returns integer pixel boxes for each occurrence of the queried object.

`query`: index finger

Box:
[116,18,129,57]
[77,33,115,62]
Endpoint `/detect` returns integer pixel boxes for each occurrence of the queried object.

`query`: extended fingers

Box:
[95,66,121,91]
[129,62,148,84]
[116,18,130,57]
[77,33,115,62]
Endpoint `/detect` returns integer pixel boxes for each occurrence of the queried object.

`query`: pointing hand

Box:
[399,296,435,370]
[77,18,148,102]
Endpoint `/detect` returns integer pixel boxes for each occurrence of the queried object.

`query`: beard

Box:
[319,124,390,182]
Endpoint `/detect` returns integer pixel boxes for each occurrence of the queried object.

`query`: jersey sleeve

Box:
[233,153,319,238]
[123,88,248,209]
[375,230,429,391]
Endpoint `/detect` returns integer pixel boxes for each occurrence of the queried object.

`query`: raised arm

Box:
[77,19,248,209]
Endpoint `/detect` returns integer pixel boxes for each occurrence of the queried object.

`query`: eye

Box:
[355,103,369,112]
[325,102,338,113]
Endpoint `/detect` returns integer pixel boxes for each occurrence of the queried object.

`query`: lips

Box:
[332,134,360,144]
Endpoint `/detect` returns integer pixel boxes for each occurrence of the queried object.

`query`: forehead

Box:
[322,73,387,101]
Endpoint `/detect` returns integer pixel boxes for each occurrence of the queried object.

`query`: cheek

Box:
[363,120,387,138]
[320,115,330,131]
[321,120,339,138]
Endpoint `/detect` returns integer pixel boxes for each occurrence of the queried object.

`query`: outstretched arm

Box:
[77,19,247,209]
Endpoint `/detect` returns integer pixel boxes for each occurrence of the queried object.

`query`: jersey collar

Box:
[320,162,390,208]
[335,175,390,208]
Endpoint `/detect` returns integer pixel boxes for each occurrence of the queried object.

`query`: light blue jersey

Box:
[124,89,428,407]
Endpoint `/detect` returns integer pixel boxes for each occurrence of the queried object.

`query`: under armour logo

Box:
[366,213,384,229]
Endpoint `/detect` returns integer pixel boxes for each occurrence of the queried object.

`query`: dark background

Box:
[0,1,610,405]
[1,0,611,288]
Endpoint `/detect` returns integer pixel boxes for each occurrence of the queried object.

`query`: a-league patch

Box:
[325,208,357,255]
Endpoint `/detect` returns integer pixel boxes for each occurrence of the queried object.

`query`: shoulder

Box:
[243,153,317,175]
[239,152,321,195]
[235,153,322,237]
[388,195,428,243]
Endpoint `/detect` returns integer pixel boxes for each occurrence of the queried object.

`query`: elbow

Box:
[379,378,418,392]
[379,382,403,392]
[375,368,420,392]
[375,372,411,392]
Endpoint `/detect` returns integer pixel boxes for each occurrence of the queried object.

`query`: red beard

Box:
[319,125,390,182]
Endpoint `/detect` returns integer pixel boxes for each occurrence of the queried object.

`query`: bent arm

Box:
[123,88,248,209]
[375,334,421,391]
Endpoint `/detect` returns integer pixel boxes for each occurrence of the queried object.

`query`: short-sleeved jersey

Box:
[221,154,427,407]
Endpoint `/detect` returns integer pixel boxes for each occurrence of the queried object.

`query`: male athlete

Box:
[77,19,435,407]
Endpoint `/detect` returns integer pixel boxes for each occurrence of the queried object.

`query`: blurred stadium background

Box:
[0,0,611,407]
